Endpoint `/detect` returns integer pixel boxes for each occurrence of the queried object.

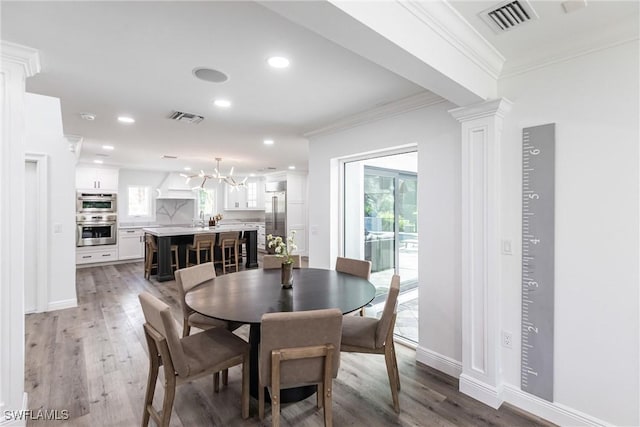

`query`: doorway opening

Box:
[343,151,418,343]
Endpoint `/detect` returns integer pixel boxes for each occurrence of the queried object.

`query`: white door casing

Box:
[24,153,49,314]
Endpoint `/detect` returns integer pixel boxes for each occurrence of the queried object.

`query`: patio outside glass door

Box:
[343,151,418,343]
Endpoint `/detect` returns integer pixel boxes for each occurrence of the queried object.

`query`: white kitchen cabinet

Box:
[118,228,144,260]
[76,246,118,265]
[76,166,119,192]
[224,178,264,210]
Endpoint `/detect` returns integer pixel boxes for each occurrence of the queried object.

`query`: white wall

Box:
[498,41,639,425]
[24,93,77,310]
[118,169,166,223]
[308,101,462,361]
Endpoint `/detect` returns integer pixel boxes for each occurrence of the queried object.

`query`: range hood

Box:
[156,172,196,199]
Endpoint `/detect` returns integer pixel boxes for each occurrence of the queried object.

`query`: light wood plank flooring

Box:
[25,262,555,426]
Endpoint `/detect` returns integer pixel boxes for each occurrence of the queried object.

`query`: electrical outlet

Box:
[502,331,513,349]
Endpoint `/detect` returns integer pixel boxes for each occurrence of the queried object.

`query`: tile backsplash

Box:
[156,199,194,225]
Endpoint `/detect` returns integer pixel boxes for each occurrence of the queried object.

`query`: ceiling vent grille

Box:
[168,111,204,124]
[480,0,538,33]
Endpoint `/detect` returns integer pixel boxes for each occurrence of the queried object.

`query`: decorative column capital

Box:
[1,41,41,77]
[448,98,513,122]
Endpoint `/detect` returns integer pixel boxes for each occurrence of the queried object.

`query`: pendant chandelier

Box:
[180,157,247,190]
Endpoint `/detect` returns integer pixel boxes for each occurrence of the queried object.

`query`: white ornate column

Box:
[449,98,512,408]
[1,41,40,424]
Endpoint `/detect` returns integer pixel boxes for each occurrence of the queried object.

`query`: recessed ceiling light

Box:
[263,139,274,145]
[268,56,290,68]
[288,165,296,170]
[184,166,192,171]
[193,67,229,83]
[213,99,231,108]
[102,145,114,151]
[118,116,135,124]
[80,112,96,121]
[250,173,256,177]
[93,159,104,164]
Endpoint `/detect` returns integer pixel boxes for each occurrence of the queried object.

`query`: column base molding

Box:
[459,374,503,409]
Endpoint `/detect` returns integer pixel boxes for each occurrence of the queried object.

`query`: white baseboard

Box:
[0,392,28,426]
[414,347,613,426]
[415,346,462,378]
[502,384,611,427]
[459,374,504,409]
[46,298,77,312]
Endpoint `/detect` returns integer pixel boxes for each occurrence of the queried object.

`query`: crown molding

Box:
[304,91,446,138]
[500,18,639,79]
[449,98,513,122]
[1,41,41,77]
[398,0,505,80]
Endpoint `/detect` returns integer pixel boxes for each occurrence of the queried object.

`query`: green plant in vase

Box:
[267,231,297,288]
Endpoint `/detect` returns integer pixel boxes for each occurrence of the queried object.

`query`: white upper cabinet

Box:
[76,166,119,192]
[224,177,264,210]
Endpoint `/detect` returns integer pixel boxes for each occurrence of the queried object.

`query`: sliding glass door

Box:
[343,151,418,343]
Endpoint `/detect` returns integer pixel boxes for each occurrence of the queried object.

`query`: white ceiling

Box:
[1,1,426,174]
[2,1,637,175]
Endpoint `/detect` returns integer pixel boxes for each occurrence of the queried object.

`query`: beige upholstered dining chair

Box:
[138,292,249,427]
[262,254,301,269]
[335,257,372,316]
[175,263,228,337]
[187,233,215,266]
[340,274,401,413]
[259,309,343,427]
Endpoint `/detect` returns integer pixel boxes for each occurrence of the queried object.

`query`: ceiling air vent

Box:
[480,0,538,34]
[168,111,204,124]
[161,155,178,159]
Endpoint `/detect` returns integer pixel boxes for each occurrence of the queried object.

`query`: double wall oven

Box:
[76,192,118,247]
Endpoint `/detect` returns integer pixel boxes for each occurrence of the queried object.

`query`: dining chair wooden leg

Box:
[317,383,324,408]
[241,350,250,419]
[160,373,177,427]
[141,335,160,427]
[323,346,334,427]
[384,344,400,413]
[258,382,265,420]
[181,318,191,338]
[392,341,401,391]
[271,351,281,427]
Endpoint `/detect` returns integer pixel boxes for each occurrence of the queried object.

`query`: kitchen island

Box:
[143,225,259,281]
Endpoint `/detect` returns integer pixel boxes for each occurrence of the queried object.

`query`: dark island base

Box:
[150,230,259,282]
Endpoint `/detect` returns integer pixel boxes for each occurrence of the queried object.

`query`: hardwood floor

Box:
[25,262,555,426]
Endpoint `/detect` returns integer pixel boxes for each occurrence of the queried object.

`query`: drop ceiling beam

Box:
[261,0,504,106]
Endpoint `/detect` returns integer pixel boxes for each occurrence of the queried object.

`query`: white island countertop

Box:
[142,224,258,237]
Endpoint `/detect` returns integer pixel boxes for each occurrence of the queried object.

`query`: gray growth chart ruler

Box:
[521,123,555,402]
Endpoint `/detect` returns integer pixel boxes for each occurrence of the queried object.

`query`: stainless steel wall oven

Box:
[76,192,117,213]
[76,213,117,247]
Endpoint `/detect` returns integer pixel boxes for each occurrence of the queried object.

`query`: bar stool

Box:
[187,233,215,266]
[237,231,246,263]
[144,234,179,279]
[215,232,239,274]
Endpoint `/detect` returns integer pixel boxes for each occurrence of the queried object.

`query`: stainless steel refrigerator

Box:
[265,181,287,250]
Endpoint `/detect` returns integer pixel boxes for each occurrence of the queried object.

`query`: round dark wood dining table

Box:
[185,267,376,402]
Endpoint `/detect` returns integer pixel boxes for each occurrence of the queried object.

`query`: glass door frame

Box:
[337,146,418,261]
